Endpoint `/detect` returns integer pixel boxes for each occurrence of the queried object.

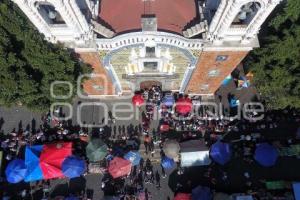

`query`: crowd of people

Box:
[0,112,88,161]
[0,85,300,199]
[138,86,300,200]
[101,157,165,199]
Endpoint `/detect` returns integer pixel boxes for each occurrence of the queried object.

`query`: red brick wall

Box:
[185,51,249,95]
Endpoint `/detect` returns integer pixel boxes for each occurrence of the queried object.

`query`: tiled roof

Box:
[98,0,197,35]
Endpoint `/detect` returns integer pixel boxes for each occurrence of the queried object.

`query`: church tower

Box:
[185,0,282,95]
[12,0,92,44]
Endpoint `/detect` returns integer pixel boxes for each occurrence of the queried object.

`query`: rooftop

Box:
[98,0,198,35]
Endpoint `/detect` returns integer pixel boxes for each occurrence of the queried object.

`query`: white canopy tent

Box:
[180,139,211,167]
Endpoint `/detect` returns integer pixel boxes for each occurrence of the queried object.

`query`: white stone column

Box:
[208,0,228,33]
[52,0,81,36]
[215,1,241,39]
[67,0,90,33]
[139,47,146,58]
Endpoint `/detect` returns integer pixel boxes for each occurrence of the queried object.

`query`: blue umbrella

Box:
[62,156,86,178]
[162,95,175,107]
[5,159,27,183]
[124,151,141,166]
[210,141,232,165]
[254,143,278,167]
[229,97,239,108]
[161,156,175,169]
[192,186,213,200]
[222,75,232,86]
[24,145,43,182]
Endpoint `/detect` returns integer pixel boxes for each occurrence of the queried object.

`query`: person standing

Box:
[108,111,115,124]
[152,129,157,143]
[144,140,149,155]
[145,159,154,184]
[113,126,117,138]
[160,149,167,178]
[149,140,155,157]
[161,164,166,178]
[144,135,151,155]
[137,169,144,191]
[155,170,161,189]
[130,166,137,184]
[139,158,144,170]
[118,125,122,134]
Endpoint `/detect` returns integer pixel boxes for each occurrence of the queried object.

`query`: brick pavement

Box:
[79,52,116,96]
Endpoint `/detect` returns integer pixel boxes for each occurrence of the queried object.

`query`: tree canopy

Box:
[0,0,91,111]
[245,0,300,110]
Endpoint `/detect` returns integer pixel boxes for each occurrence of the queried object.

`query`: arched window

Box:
[231,2,261,28]
[36,2,66,25]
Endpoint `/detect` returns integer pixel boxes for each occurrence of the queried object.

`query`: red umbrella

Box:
[160,124,170,132]
[108,157,132,178]
[175,97,192,115]
[39,142,72,179]
[173,193,191,200]
[132,94,144,106]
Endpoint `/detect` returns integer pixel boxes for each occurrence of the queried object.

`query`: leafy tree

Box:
[0,0,91,111]
[245,0,300,110]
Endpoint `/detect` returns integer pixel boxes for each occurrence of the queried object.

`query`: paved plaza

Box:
[2,73,298,200]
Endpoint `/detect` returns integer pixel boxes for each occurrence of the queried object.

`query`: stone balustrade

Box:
[95,32,206,51]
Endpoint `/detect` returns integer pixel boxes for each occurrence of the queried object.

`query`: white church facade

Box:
[12,0,281,96]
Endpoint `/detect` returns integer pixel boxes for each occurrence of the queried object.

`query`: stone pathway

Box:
[0,106,43,134]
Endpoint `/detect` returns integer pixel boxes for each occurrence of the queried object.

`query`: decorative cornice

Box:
[95,31,206,51]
